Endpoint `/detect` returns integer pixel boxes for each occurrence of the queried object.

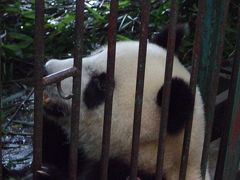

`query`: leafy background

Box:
[0,0,212,81]
[1,0,238,81]
[1,0,238,82]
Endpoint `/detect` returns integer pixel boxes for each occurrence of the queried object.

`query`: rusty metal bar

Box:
[100,1,118,180]
[129,1,150,180]
[179,0,205,179]
[200,0,230,178]
[42,67,78,86]
[214,7,240,180]
[155,0,178,180]
[0,32,2,180]
[33,0,44,178]
[68,0,84,179]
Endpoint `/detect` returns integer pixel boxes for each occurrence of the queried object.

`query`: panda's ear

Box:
[152,23,189,51]
[83,73,109,109]
[156,78,194,134]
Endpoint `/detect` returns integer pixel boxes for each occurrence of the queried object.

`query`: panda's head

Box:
[43,51,108,119]
[43,23,189,122]
[43,24,199,160]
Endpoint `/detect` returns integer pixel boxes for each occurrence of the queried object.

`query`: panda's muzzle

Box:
[43,91,70,118]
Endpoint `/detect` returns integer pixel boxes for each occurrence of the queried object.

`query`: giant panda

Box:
[40,25,211,180]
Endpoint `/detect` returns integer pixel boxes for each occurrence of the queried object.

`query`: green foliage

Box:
[0,0,169,64]
[0,0,238,81]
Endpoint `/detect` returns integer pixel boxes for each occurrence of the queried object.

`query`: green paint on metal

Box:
[220,77,240,180]
[198,0,230,178]
[197,0,213,99]
[0,30,2,180]
[214,6,240,180]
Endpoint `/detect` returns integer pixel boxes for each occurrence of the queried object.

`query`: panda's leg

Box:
[179,162,211,180]
[78,158,134,180]
[39,117,70,179]
[185,161,211,180]
[165,165,202,180]
[40,116,90,179]
[185,165,202,180]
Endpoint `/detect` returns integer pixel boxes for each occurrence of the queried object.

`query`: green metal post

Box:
[215,7,240,180]
[0,31,2,180]
[198,0,230,178]
[197,0,213,98]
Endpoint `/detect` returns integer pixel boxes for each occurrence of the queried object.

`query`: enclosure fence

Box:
[0,27,3,179]
[0,0,240,180]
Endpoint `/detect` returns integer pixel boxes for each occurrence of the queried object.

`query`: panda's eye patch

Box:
[83,72,110,109]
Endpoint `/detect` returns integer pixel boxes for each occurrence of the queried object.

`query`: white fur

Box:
[44,41,210,180]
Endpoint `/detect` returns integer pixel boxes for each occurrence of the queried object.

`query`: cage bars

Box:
[155,0,178,179]
[197,0,213,99]
[200,0,230,177]
[100,1,118,180]
[4,0,239,180]
[68,0,84,179]
[33,0,44,178]
[0,30,2,180]
[129,1,150,180]
[42,67,78,86]
[214,6,240,180]
[178,0,205,179]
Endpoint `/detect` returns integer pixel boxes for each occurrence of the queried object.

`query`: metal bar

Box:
[129,1,150,180]
[0,31,2,180]
[214,7,240,180]
[33,0,44,178]
[130,0,150,180]
[197,0,213,99]
[155,0,178,179]
[200,0,230,178]
[179,0,205,179]
[42,67,78,86]
[100,1,118,180]
[68,0,84,179]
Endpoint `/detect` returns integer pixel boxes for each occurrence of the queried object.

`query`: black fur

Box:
[152,24,187,51]
[42,118,70,171]
[83,73,110,109]
[40,116,160,180]
[41,117,90,180]
[43,100,70,118]
[78,158,163,180]
[157,78,194,134]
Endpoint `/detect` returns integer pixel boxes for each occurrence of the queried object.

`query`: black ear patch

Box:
[152,23,188,51]
[156,78,194,134]
[83,73,110,109]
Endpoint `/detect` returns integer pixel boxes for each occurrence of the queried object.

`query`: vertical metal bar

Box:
[0,33,2,180]
[215,7,240,180]
[200,0,230,178]
[179,0,205,179]
[155,0,178,180]
[33,0,44,178]
[129,1,150,180]
[197,0,213,99]
[68,0,84,179]
[100,1,118,180]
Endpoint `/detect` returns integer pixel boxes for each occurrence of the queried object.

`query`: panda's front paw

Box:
[43,92,70,118]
